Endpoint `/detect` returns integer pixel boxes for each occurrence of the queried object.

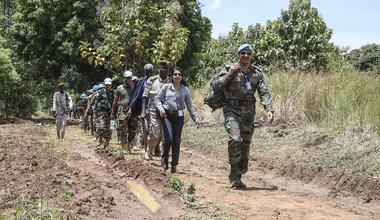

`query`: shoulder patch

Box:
[252,65,262,72]
[149,75,158,81]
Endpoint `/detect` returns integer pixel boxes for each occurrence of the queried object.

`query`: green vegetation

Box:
[60,183,74,202]
[348,43,380,74]
[1,200,66,220]
[0,0,378,133]
[168,174,196,204]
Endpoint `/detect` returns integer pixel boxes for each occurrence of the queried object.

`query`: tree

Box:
[348,44,380,74]
[273,0,334,70]
[80,0,190,76]
[0,35,19,118]
[11,0,104,96]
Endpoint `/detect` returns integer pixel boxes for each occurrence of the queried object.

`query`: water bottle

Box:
[110,120,115,131]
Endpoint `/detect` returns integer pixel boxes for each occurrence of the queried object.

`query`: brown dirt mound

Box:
[256,160,380,200]
[94,149,170,194]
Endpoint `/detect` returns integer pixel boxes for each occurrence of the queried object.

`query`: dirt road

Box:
[1,119,379,219]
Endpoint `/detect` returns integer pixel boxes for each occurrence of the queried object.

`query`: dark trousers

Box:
[162,114,184,166]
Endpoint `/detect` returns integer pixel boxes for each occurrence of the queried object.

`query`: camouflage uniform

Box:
[53,91,73,139]
[114,84,135,150]
[211,63,273,184]
[77,98,88,130]
[86,93,97,136]
[143,75,170,157]
[94,88,115,143]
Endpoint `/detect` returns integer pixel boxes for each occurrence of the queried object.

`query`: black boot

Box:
[229,166,246,189]
[161,157,168,170]
[171,165,177,173]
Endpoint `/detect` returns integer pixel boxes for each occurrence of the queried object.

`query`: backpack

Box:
[204,79,225,112]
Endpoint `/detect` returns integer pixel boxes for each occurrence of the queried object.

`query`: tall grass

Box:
[190,70,380,133]
[267,70,380,132]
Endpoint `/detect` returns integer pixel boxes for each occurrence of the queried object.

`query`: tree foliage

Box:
[80,0,191,75]
[348,44,380,74]
[196,0,337,82]
[11,0,104,94]
[0,35,38,119]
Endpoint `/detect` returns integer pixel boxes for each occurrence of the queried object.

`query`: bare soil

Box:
[1,117,380,219]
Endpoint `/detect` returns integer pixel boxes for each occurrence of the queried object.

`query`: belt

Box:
[165,110,179,117]
[228,99,255,106]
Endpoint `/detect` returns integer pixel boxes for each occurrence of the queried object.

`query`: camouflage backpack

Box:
[204,77,225,112]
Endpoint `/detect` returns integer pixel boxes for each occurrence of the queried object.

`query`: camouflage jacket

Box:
[143,75,170,109]
[85,93,96,115]
[210,63,273,113]
[94,89,115,116]
[53,91,73,115]
[77,98,88,112]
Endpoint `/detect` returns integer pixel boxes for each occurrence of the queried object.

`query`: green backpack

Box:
[204,81,225,112]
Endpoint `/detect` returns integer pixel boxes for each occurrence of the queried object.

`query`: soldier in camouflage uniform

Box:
[141,61,171,160]
[77,93,88,131]
[111,71,133,153]
[85,85,99,139]
[211,44,274,189]
[53,83,73,140]
[94,79,115,147]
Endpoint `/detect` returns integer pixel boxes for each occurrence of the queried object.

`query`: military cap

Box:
[237,44,253,53]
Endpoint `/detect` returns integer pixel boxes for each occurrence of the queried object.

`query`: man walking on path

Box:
[94,79,115,147]
[141,61,171,160]
[126,65,154,151]
[111,71,134,153]
[210,44,274,189]
[53,83,73,140]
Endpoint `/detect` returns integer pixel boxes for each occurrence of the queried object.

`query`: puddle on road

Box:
[127,181,161,213]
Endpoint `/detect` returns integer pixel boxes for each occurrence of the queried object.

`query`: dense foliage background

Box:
[0,0,379,131]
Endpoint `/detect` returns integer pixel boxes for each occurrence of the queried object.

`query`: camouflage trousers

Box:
[147,109,163,153]
[118,114,138,146]
[96,111,112,140]
[139,115,149,150]
[224,106,255,178]
[56,113,68,138]
[89,114,95,135]
[80,112,88,131]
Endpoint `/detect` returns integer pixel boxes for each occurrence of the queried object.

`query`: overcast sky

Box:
[198,0,380,50]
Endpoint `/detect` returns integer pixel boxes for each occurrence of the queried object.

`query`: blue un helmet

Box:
[89,89,94,94]
[98,84,105,89]
[93,85,99,91]
[80,94,87,99]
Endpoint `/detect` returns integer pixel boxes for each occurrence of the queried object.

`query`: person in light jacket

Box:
[155,67,201,173]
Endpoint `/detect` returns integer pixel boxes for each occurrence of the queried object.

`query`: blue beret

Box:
[237,44,253,53]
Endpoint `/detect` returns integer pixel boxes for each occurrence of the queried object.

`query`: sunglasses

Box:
[240,51,252,56]
[172,73,183,77]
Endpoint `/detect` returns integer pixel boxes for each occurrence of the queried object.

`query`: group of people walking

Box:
[54,61,200,174]
[53,43,274,188]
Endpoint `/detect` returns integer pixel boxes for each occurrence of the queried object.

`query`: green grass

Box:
[182,126,226,150]
[266,70,380,134]
[1,199,67,220]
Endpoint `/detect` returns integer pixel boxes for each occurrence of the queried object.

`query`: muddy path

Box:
[61,123,183,219]
[2,119,380,219]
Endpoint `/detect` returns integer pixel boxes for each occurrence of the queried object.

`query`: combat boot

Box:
[229,166,246,189]
[144,149,152,160]
[97,137,103,147]
[104,139,110,148]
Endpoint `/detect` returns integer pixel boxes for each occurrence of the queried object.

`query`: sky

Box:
[198,0,380,50]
